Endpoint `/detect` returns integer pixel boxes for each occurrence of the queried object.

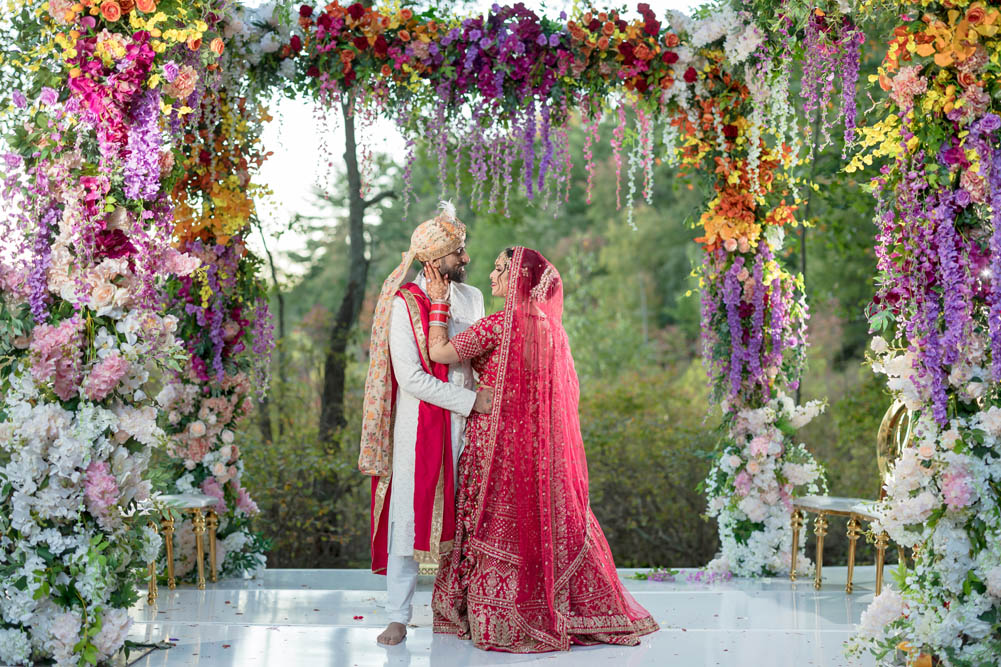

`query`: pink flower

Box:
[941,465,975,510]
[231,479,259,516]
[84,460,119,520]
[83,353,130,401]
[29,318,82,400]
[734,470,752,497]
[889,66,927,109]
[201,476,228,515]
[748,435,770,457]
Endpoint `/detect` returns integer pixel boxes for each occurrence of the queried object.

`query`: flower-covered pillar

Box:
[659,5,841,577]
[0,2,226,664]
[154,5,280,581]
[847,1,1001,663]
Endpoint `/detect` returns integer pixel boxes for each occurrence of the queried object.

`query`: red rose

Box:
[662,50,678,64]
[587,18,601,32]
[635,78,649,93]
[722,124,738,139]
[644,20,660,36]
[353,35,368,51]
[289,35,302,53]
[615,19,627,31]
[343,67,356,86]
[347,2,365,21]
[299,5,312,17]
[373,34,388,56]
[307,65,320,77]
[683,66,697,83]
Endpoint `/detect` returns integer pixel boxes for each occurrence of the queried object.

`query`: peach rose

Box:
[210,37,225,56]
[100,0,122,22]
[747,460,761,475]
[665,33,680,47]
[187,36,202,51]
[189,420,207,438]
[91,282,115,309]
[48,0,76,24]
[136,0,155,12]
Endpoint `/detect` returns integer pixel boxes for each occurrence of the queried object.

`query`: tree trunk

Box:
[318,96,371,444]
[257,221,286,443]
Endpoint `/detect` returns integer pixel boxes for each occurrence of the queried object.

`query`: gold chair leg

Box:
[875,532,889,596]
[790,510,802,582]
[161,514,176,590]
[846,515,861,594]
[897,547,906,569]
[192,509,207,590]
[147,520,159,605]
[813,513,828,590]
[207,510,219,583]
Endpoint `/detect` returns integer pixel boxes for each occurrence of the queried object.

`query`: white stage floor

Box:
[127,567,878,666]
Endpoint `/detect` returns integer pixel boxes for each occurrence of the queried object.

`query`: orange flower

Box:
[399,29,410,42]
[659,75,674,90]
[188,36,202,51]
[100,0,121,21]
[400,8,412,21]
[598,12,608,21]
[136,0,155,12]
[210,37,224,56]
[966,4,986,25]
[958,70,978,87]
[664,33,680,47]
[597,35,609,50]
[602,21,615,36]
[634,44,652,60]
[381,63,392,77]
[340,49,355,63]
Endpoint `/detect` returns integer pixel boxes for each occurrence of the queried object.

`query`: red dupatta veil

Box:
[475,247,652,648]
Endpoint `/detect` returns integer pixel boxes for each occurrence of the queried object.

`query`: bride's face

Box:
[489,252,510,298]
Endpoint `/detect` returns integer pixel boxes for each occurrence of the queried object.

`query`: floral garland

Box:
[0,1,232,664]
[845,1,1001,664]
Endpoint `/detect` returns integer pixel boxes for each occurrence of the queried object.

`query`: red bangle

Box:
[429,313,449,323]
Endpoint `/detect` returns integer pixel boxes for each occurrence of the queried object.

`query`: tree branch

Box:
[363,190,397,209]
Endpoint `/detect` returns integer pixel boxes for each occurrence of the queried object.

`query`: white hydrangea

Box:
[858,588,904,639]
[0,627,32,665]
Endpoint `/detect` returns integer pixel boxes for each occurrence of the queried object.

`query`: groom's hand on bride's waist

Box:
[473,388,494,414]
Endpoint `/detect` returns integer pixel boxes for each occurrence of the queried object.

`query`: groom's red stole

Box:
[369,282,457,574]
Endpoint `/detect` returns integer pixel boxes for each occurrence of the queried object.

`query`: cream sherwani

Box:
[384,277,483,624]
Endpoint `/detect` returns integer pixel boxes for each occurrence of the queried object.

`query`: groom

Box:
[358,203,490,646]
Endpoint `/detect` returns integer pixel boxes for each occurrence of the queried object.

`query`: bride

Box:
[423,246,658,653]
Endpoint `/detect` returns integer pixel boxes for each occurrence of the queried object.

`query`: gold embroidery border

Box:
[371,473,392,573]
[399,289,432,370]
[473,247,521,532]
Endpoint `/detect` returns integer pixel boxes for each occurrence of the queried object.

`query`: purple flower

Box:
[12,90,26,109]
[955,188,972,207]
[468,29,482,41]
[548,33,560,48]
[479,36,491,49]
[123,89,161,200]
[535,33,547,46]
[38,87,58,106]
[163,61,180,83]
[978,113,1001,133]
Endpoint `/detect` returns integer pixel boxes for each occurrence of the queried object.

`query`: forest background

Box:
[229,13,894,572]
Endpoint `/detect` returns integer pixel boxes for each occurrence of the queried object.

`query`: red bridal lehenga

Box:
[432,247,658,653]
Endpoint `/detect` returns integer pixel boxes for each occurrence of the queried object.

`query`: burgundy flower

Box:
[94,229,137,260]
[588,18,601,32]
[723,124,738,139]
[644,20,660,36]
[289,35,302,53]
[307,65,320,77]
[353,35,369,51]
[347,2,365,21]
[299,5,313,18]
[662,50,678,64]
[374,34,388,57]
[683,66,697,83]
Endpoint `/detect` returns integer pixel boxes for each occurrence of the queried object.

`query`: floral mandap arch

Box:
[0,0,998,665]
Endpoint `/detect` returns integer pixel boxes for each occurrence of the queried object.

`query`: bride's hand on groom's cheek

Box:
[423,262,449,300]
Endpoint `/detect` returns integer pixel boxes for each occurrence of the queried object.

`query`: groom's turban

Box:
[358,203,466,477]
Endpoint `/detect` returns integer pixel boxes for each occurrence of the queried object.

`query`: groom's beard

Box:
[443,265,467,283]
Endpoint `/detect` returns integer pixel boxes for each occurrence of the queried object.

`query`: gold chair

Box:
[790,401,911,594]
[147,494,221,604]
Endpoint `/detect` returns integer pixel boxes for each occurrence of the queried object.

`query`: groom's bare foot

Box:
[377,622,407,645]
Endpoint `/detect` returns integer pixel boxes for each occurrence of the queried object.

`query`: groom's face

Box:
[436,245,469,283]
